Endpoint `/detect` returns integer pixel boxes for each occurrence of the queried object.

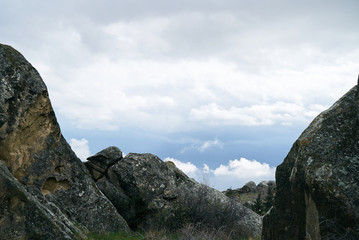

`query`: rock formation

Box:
[0,43,129,239]
[224,180,276,207]
[262,86,359,239]
[85,147,262,237]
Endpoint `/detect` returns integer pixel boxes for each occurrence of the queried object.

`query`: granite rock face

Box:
[0,44,129,238]
[86,150,262,237]
[262,86,359,240]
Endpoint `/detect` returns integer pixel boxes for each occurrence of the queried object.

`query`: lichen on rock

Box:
[262,85,359,240]
[0,43,129,239]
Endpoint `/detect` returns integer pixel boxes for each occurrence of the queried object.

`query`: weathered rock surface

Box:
[84,146,122,181]
[0,161,81,240]
[86,150,262,237]
[0,43,129,238]
[262,86,359,239]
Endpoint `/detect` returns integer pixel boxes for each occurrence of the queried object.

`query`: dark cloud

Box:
[2,0,359,62]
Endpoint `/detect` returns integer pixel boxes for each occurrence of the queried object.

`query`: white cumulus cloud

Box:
[165,157,275,191]
[213,158,275,179]
[69,138,91,162]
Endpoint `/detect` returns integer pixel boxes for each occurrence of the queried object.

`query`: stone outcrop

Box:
[85,148,262,237]
[224,180,276,207]
[0,43,129,239]
[262,86,359,239]
[84,146,122,181]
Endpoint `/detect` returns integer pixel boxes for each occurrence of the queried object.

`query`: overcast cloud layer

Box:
[2,0,359,190]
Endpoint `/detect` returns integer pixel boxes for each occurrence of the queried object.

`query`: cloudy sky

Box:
[2,0,358,190]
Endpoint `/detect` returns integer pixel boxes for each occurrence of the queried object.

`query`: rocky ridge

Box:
[262,86,359,239]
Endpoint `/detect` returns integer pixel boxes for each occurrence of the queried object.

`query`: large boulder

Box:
[86,150,262,238]
[0,43,129,238]
[262,86,359,239]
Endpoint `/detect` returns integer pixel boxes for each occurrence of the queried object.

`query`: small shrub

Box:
[263,185,274,213]
[250,194,264,215]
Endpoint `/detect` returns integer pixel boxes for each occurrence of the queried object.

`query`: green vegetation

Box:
[263,185,273,212]
[250,194,264,215]
[250,185,274,216]
[224,188,240,198]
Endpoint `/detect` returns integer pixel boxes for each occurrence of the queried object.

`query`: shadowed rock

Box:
[85,146,123,180]
[262,85,359,240]
[0,44,129,238]
[86,151,262,237]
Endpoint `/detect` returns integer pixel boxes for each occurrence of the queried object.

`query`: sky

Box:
[1,0,358,190]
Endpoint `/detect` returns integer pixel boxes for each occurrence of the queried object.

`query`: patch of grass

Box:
[239,193,258,203]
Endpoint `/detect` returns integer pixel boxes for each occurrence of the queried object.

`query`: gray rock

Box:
[0,43,129,237]
[85,146,123,181]
[87,146,123,170]
[262,86,359,239]
[256,181,276,196]
[87,151,262,237]
[95,177,135,222]
[0,161,81,240]
[240,181,257,193]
